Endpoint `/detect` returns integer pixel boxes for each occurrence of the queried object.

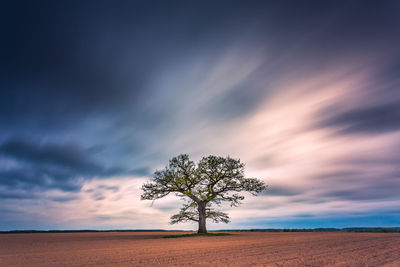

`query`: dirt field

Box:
[1,232,400,266]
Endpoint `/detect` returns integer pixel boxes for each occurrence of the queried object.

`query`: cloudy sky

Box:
[1,0,400,230]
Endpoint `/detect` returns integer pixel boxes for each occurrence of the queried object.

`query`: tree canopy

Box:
[141,154,267,233]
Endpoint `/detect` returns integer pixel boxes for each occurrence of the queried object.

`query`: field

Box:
[1,232,400,266]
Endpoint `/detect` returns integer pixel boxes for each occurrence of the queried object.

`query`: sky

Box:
[1,0,400,230]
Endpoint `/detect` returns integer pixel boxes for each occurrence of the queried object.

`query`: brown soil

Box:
[1,232,400,266]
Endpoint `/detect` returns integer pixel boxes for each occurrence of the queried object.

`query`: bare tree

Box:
[141,154,267,233]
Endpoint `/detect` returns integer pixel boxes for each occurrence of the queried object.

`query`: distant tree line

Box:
[1,227,399,234]
[221,227,400,233]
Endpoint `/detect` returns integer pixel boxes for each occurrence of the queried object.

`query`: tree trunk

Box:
[197,202,207,234]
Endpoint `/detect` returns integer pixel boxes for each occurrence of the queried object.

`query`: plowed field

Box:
[1,232,400,266]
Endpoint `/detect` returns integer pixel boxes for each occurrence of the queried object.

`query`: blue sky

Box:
[1,0,400,230]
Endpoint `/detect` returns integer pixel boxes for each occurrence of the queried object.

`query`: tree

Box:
[141,154,267,234]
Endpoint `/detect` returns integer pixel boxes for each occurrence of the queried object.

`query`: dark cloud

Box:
[91,192,106,201]
[318,101,400,135]
[49,196,79,202]
[0,190,33,200]
[312,170,363,181]
[1,139,101,172]
[96,185,119,193]
[0,168,83,192]
[261,185,302,197]
[0,188,77,203]
[323,186,400,201]
[310,169,400,202]
[0,138,137,193]
[88,184,121,201]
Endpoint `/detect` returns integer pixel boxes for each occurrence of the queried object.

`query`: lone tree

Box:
[141,154,267,234]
